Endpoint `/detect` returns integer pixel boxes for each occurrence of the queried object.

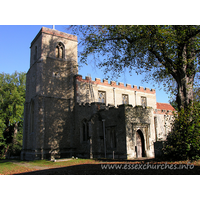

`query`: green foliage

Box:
[163,102,200,161]
[0,71,26,158]
[70,25,200,110]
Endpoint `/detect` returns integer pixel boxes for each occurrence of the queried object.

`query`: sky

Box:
[0,25,172,103]
[0,2,198,105]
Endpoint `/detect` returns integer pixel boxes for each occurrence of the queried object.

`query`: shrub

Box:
[163,103,200,161]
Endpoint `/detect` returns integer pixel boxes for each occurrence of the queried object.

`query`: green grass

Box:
[0,158,98,174]
[23,158,96,166]
[0,161,32,175]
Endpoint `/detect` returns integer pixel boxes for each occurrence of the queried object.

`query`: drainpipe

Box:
[102,119,106,158]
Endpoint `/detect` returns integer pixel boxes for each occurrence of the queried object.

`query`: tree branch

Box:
[148,45,177,78]
[185,28,200,42]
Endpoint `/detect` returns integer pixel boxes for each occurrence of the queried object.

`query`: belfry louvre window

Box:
[98,91,106,103]
[122,94,128,104]
[55,42,64,59]
[141,96,147,108]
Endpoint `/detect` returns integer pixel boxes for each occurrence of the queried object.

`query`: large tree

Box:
[71,25,200,111]
[0,72,26,158]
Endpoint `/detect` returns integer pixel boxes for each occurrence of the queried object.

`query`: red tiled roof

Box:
[156,102,175,111]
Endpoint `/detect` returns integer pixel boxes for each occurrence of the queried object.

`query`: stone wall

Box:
[73,103,127,159]
[154,110,174,141]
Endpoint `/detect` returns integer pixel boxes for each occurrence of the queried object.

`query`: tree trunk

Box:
[176,75,194,110]
[175,40,196,111]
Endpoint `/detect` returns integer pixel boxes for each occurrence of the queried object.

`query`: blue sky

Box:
[0,25,173,103]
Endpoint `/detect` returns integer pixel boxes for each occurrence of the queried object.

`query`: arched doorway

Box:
[135,130,145,158]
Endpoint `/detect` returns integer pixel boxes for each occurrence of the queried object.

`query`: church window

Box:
[141,96,147,108]
[55,42,65,59]
[106,127,116,149]
[82,119,89,141]
[98,91,106,103]
[122,94,128,104]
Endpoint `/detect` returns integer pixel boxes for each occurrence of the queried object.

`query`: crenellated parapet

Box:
[75,75,156,94]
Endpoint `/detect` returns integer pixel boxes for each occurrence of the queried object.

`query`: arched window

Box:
[82,119,89,141]
[55,42,64,59]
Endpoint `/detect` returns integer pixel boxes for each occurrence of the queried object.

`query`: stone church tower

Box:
[21,27,78,160]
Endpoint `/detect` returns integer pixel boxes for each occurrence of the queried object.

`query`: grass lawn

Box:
[0,159,98,175]
[1,158,200,175]
[0,161,36,175]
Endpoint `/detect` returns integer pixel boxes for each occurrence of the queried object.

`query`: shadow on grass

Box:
[15,162,200,175]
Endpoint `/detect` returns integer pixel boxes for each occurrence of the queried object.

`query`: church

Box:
[21,27,175,160]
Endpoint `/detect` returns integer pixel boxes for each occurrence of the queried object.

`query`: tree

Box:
[163,103,200,161]
[70,25,200,111]
[0,71,26,158]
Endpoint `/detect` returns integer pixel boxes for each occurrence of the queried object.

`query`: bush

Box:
[163,103,200,161]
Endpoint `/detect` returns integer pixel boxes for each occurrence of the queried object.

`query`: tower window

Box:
[55,42,64,59]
